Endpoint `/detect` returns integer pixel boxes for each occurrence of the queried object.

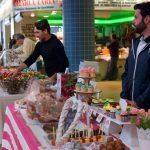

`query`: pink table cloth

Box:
[1,103,41,150]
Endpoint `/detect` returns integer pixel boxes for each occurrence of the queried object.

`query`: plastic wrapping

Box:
[25,79,65,121]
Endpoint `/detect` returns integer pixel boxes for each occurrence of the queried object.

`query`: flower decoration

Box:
[136,109,150,130]
[61,73,77,99]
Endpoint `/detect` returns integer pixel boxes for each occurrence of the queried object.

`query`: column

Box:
[63,0,95,71]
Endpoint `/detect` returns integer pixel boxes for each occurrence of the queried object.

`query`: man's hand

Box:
[10,68,20,77]
[8,63,27,77]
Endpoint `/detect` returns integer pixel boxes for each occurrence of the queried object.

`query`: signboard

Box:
[13,0,62,11]
[13,0,150,12]
[95,0,150,10]
[21,23,35,40]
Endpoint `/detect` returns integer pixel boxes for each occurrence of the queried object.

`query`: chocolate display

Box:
[99,137,130,150]
[0,68,48,94]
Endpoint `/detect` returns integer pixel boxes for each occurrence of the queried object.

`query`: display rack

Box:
[74,76,101,100]
[89,106,140,150]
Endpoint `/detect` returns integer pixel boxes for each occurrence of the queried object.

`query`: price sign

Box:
[103,118,111,135]
[96,114,104,123]
[89,142,96,150]
[56,73,61,99]
[119,98,127,111]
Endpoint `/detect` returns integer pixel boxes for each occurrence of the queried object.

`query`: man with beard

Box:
[120,2,150,110]
[12,19,69,80]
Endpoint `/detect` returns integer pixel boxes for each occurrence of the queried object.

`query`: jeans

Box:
[105,57,118,80]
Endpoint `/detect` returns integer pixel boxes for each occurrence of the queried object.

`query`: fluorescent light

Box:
[48,20,62,25]
[43,15,49,18]
[95,16,134,25]
[38,16,134,26]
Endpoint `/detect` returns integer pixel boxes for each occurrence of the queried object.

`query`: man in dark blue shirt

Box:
[12,19,69,79]
[120,2,150,110]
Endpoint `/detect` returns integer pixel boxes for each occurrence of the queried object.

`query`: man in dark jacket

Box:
[120,2,150,110]
[103,33,119,80]
[12,19,69,80]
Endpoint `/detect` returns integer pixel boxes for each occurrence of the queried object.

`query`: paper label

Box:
[89,142,96,150]
[56,73,61,99]
[119,98,127,111]
[103,118,111,135]
[96,114,104,123]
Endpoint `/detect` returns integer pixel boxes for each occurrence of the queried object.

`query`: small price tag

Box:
[96,114,104,123]
[104,118,110,126]
[88,109,93,117]
[103,118,111,135]
[89,142,96,150]
[119,98,127,111]
[56,73,61,99]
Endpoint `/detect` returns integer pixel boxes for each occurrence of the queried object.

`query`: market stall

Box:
[1,67,150,150]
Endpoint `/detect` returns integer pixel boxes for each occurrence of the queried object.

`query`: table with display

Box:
[1,97,143,150]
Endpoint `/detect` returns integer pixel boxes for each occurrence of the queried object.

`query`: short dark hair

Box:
[35,19,50,34]
[13,33,25,40]
[134,2,150,17]
[111,33,117,39]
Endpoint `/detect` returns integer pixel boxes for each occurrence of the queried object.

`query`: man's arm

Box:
[12,63,27,76]
[55,40,69,72]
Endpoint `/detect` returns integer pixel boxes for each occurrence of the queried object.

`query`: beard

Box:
[134,20,147,34]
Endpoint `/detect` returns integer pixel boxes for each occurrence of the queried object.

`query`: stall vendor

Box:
[11,19,69,80]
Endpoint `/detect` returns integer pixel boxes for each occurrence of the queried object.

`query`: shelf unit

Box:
[89,106,140,150]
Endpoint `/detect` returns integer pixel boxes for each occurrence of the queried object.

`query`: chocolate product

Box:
[107,137,114,143]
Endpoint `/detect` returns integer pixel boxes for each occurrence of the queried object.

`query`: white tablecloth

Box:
[0,88,24,143]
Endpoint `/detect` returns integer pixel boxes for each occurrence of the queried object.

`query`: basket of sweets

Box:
[0,72,30,94]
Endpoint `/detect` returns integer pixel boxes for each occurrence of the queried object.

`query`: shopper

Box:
[11,19,69,80]
[13,33,36,61]
[102,33,119,80]
[120,2,150,110]
[12,33,41,70]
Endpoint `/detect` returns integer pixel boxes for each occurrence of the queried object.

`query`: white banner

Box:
[95,0,150,10]
[13,0,62,11]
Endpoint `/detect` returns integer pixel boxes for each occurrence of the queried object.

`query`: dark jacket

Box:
[120,36,150,110]
[24,34,69,77]
[108,40,119,58]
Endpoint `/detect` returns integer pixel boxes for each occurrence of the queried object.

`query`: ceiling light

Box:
[30,13,35,17]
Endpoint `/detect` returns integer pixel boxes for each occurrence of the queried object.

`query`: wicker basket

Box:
[0,78,29,94]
